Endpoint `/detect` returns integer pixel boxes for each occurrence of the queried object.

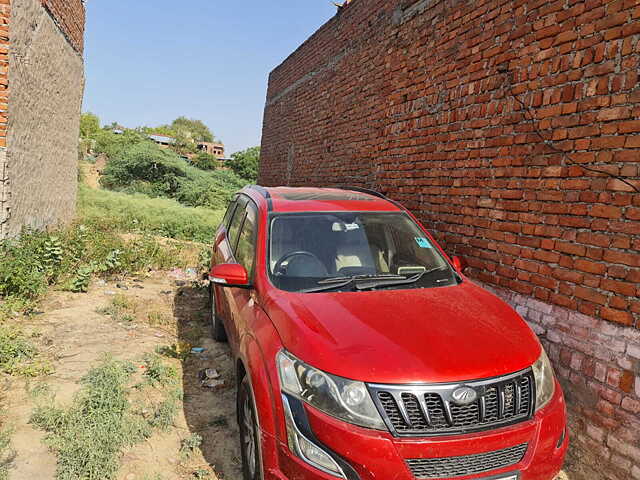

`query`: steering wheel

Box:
[274,250,324,276]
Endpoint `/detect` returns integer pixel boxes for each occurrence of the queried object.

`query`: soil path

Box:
[4,273,241,480]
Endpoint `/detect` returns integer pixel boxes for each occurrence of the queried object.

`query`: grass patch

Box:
[0,326,51,377]
[96,294,137,323]
[78,184,222,243]
[31,355,179,480]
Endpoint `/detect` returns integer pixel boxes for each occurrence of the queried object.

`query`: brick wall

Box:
[41,0,85,53]
[260,0,640,477]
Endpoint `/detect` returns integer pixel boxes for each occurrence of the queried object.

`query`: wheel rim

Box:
[243,393,257,478]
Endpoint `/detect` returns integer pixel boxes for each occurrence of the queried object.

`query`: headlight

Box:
[277,350,386,430]
[532,348,556,411]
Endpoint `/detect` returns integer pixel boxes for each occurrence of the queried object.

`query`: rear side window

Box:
[227,197,248,250]
[222,200,237,230]
[235,203,258,277]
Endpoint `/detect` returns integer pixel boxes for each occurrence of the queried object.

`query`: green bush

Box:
[98,140,247,210]
[191,152,218,171]
[227,146,260,182]
[78,185,222,243]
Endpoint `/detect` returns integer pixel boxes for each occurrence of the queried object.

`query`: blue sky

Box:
[82,1,337,155]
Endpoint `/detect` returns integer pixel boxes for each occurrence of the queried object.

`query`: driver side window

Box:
[235,203,257,278]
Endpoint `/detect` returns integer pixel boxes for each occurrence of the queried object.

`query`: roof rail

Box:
[246,185,273,211]
[339,186,388,200]
[246,185,271,199]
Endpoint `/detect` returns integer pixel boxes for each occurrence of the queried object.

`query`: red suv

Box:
[208,186,568,480]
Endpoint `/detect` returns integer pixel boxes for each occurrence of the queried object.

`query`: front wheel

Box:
[209,282,227,342]
[238,376,262,480]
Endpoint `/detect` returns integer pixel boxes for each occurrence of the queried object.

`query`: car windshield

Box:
[268,212,457,293]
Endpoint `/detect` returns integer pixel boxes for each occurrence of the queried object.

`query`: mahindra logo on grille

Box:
[451,386,478,406]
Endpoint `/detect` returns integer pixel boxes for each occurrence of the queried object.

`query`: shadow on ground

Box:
[174,284,242,479]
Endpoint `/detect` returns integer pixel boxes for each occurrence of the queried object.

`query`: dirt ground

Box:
[2,271,572,480]
[4,273,241,480]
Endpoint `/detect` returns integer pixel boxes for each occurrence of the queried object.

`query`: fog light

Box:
[282,395,346,478]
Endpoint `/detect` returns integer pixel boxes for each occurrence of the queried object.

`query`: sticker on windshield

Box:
[415,237,432,248]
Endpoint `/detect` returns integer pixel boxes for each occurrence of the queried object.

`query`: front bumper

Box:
[267,379,567,480]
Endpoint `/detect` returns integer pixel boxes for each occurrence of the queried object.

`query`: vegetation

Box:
[0,223,194,319]
[78,185,222,243]
[191,151,218,171]
[31,356,180,480]
[0,422,13,480]
[148,117,216,143]
[80,113,100,139]
[228,146,260,182]
[97,139,246,209]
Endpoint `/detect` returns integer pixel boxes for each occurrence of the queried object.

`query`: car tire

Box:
[238,376,262,480]
[209,282,227,342]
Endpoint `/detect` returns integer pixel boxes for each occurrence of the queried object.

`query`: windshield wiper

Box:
[354,266,447,291]
[317,274,405,284]
[301,274,406,293]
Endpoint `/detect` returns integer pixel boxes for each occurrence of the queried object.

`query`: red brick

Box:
[601,307,633,326]
[590,205,623,219]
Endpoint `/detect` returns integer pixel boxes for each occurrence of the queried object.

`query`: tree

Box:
[80,112,100,138]
[228,146,260,181]
[191,152,218,171]
[167,117,215,143]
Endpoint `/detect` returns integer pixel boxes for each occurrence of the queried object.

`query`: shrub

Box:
[99,140,247,210]
[191,152,218,171]
[227,146,260,182]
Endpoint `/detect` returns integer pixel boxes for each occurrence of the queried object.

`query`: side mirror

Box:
[452,256,467,273]
[209,263,250,288]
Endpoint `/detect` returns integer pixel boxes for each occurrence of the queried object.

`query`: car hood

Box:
[262,280,541,384]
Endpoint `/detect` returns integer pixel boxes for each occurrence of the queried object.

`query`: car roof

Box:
[244,186,402,213]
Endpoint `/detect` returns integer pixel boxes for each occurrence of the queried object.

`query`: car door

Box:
[214,196,247,338]
[229,200,259,346]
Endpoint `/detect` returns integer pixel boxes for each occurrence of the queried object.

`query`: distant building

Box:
[197,141,225,158]
[148,134,177,147]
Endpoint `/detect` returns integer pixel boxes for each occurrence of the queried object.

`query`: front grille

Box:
[369,369,534,437]
[406,443,528,478]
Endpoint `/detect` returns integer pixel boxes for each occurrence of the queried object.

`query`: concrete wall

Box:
[260,0,640,478]
[1,0,84,237]
[0,0,10,237]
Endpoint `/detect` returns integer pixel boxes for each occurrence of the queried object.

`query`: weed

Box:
[0,326,43,376]
[192,468,211,479]
[96,294,138,323]
[155,342,191,361]
[65,264,95,293]
[146,310,171,327]
[146,392,179,431]
[180,433,202,459]
[142,354,177,386]
[30,356,170,480]
[0,423,15,480]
